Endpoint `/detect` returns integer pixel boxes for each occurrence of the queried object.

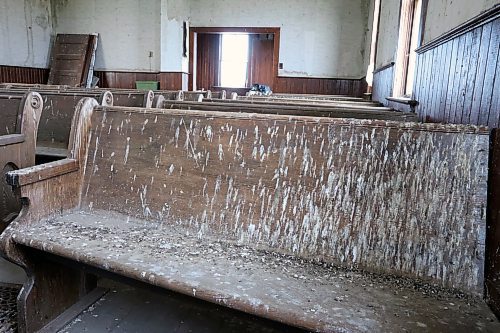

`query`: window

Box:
[220,34,250,88]
[393,0,423,97]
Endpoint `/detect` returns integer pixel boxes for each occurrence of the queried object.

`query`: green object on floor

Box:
[135,81,159,90]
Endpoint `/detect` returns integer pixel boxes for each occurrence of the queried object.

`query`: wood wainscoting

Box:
[0,66,189,91]
[0,65,49,85]
[274,76,367,97]
[372,63,394,106]
[95,71,188,90]
[413,5,499,125]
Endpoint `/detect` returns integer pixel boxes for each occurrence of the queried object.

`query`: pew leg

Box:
[17,250,97,333]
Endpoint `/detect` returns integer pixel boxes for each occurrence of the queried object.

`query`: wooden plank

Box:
[455,31,473,124]
[462,26,482,124]
[432,45,446,122]
[485,19,500,128]
[429,43,444,122]
[0,134,24,147]
[48,34,93,87]
[444,37,460,123]
[37,288,108,333]
[449,34,466,124]
[475,22,493,126]
[418,50,430,120]
[427,47,439,121]
[492,45,500,128]
[437,40,452,122]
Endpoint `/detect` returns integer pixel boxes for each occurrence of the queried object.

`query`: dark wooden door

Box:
[248,34,275,89]
[196,33,221,91]
[48,34,94,87]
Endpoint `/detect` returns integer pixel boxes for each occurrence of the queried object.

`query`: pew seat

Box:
[10,208,500,333]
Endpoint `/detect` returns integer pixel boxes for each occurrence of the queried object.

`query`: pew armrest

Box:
[0,134,24,147]
[7,159,79,187]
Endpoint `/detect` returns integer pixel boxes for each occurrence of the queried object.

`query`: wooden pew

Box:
[211,90,226,99]
[262,93,366,102]
[0,90,113,160]
[2,104,498,332]
[0,85,153,108]
[219,97,382,107]
[37,91,113,159]
[0,93,42,227]
[236,96,382,106]
[160,100,418,122]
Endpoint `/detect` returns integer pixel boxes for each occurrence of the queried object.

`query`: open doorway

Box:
[189,27,280,92]
[220,34,250,87]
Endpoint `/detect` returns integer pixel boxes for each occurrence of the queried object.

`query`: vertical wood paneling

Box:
[431,44,444,122]
[413,15,499,126]
[456,32,473,123]
[484,20,499,128]
[196,33,221,91]
[444,38,459,122]
[273,77,367,97]
[472,23,493,125]
[93,71,186,90]
[491,49,500,128]
[462,28,482,124]
[372,64,394,106]
[0,65,49,84]
[248,35,275,88]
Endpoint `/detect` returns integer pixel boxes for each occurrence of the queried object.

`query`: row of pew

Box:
[0,85,498,332]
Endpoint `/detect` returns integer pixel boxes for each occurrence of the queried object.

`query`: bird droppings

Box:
[11,209,500,333]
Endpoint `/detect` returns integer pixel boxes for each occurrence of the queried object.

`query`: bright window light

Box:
[220,34,249,88]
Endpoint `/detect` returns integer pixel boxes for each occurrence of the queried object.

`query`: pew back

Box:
[0,95,24,136]
[80,107,487,293]
[160,100,418,122]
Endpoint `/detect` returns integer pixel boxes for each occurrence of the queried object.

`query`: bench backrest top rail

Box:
[160,101,417,122]
[210,97,381,107]
[164,100,394,112]
[80,106,488,294]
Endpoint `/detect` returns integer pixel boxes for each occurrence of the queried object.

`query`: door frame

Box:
[189,27,281,91]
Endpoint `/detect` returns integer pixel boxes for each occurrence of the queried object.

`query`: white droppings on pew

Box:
[218,144,224,161]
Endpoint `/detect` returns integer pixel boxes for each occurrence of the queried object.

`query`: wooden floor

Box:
[59,280,305,333]
[1,255,500,332]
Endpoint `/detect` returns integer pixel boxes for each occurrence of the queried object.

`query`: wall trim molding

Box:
[373,62,395,74]
[416,4,499,54]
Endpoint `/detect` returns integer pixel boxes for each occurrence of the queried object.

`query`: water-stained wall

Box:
[0,0,53,68]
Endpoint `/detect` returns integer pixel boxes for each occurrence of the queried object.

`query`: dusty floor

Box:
[60,280,306,333]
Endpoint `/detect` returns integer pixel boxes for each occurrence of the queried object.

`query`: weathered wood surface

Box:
[0,95,24,136]
[371,64,394,108]
[0,93,42,228]
[211,90,226,99]
[1,106,494,332]
[217,97,381,107]
[47,34,95,87]
[160,100,418,122]
[264,93,366,102]
[413,14,499,124]
[0,90,112,158]
[0,86,152,108]
[1,98,98,333]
